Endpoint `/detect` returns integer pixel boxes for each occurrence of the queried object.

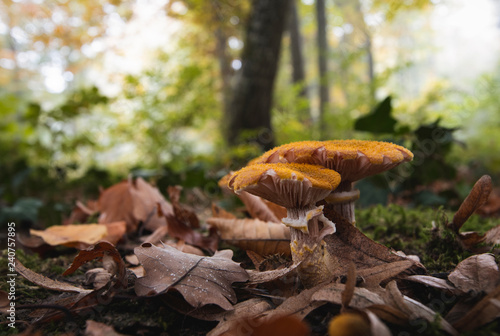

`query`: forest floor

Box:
[2,195,500,335]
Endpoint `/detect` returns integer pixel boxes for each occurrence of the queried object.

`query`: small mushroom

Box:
[229,163,341,287]
[252,140,413,225]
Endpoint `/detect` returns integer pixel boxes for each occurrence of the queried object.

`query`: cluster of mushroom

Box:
[227,140,413,287]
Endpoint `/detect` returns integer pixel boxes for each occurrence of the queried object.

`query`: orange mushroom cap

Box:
[229,163,341,209]
[252,140,413,182]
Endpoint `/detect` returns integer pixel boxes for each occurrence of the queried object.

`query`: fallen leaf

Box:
[98,181,137,232]
[450,175,492,232]
[134,243,249,310]
[85,320,128,336]
[323,205,425,275]
[262,199,288,221]
[357,260,415,288]
[207,298,274,336]
[365,310,392,336]
[238,191,281,223]
[383,281,458,335]
[30,224,108,248]
[219,315,309,336]
[168,185,200,228]
[129,177,174,232]
[15,259,91,294]
[452,284,500,331]
[247,262,299,285]
[405,275,459,293]
[63,241,127,289]
[84,268,112,289]
[448,253,500,294]
[211,203,237,219]
[207,217,291,256]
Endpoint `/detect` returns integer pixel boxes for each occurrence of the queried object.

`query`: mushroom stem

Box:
[324,181,359,225]
[286,207,337,288]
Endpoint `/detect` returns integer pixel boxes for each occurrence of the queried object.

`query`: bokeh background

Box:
[1,0,500,225]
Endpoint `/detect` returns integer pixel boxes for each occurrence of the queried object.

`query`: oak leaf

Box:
[134,243,249,310]
[207,217,291,256]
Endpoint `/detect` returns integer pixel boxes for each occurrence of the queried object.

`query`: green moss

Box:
[355,204,499,273]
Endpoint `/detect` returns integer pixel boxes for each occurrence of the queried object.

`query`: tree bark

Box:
[226,0,290,151]
[289,0,306,95]
[316,0,329,140]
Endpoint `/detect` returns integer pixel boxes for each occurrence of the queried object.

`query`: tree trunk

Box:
[226,0,290,151]
[215,27,233,128]
[316,0,329,140]
[289,0,306,96]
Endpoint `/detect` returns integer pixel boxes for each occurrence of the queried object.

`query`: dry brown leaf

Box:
[63,241,127,289]
[238,191,281,223]
[205,299,272,335]
[129,177,173,232]
[85,320,127,336]
[212,203,237,219]
[452,284,500,331]
[30,224,108,247]
[207,217,290,256]
[219,315,309,336]
[450,175,492,232]
[15,259,91,293]
[168,185,200,228]
[134,243,249,310]
[323,205,425,275]
[342,263,357,309]
[312,283,385,309]
[384,281,458,335]
[98,181,137,232]
[247,262,299,285]
[405,275,459,293]
[357,260,415,288]
[448,253,500,294]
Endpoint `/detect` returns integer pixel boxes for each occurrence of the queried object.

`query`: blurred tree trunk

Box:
[226,0,290,151]
[316,0,329,140]
[354,0,375,103]
[289,0,311,125]
[215,27,233,127]
[289,0,306,97]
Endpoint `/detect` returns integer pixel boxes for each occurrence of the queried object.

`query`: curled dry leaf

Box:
[63,241,127,289]
[134,243,249,310]
[237,191,281,223]
[448,253,500,294]
[357,260,415,288]
[450,175,492,232]
[98,181,137,232]
[207,217,291,256]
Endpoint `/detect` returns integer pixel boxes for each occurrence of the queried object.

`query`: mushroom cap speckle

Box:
[252,140,413,182]
[228,163,341,209]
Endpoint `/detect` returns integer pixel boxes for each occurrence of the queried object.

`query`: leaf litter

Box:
[11,174,500,335]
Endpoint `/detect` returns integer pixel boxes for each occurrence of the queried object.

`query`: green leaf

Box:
[354,96,397,134]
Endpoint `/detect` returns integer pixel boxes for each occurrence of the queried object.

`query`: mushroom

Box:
[229,163,341,287]
[252,140,413,225]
